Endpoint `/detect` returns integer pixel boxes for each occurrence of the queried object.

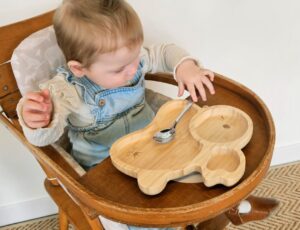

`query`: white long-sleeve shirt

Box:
[17,44,198,146]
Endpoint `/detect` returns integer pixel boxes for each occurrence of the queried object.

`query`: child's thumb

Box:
[40,89,52,103]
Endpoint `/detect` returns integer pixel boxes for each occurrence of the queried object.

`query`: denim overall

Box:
[56,62,154,169]
[57,63,173,230]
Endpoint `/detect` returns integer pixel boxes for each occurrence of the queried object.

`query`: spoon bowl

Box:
[153,128,175,143]
[153,99,193,143]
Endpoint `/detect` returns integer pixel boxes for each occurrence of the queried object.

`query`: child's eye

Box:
[113,67,125,74]
[114,69,123,73]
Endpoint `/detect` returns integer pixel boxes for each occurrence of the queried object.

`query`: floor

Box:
[1,161,300,230]
[227,161,300,230]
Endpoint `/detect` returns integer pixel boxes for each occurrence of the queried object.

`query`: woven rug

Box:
[227,161,300,230]
[1,161,300,230]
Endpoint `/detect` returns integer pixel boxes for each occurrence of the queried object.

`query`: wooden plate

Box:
[110,100,253,195]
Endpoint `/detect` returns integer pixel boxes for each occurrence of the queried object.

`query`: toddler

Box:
[17,0,215,229]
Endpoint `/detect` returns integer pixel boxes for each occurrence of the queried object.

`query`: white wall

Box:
[0,0,62,226]
[1,0,300,226]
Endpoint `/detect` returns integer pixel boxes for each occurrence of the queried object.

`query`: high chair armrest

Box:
[145,72,177,86]
[0,113,84,180]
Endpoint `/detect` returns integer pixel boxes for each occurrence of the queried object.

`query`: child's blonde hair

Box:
[53,0,144,67]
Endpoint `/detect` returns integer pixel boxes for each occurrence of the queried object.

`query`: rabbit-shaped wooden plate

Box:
[110,100,253,195]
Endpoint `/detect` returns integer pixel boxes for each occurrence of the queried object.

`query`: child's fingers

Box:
[177,81,185,97]
[40,89,52,103]
[195,82,207,101]
[25,89,52,105]
[25,92,45,103]
[22,90,52,129]
[201,77,215,95]
[23,111,50,123]
[203,69,214,81]
[25,120,50,129]
[23,100,49,113]
[186,84,198,102]
[23,109,51,128]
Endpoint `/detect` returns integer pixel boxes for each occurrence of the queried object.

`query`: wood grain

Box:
[110,100,253,195]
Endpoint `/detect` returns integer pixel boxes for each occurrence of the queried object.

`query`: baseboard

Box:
[0,144,299,227]
[271,142,300,166]
[0,196,57,227]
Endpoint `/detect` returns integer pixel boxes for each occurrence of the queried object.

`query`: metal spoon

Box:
[153,99,193,143]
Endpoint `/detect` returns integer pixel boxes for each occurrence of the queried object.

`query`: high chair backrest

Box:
[0,11,54,119]
[0,9,86,179]
[11,25,65,96]
[0,12,103,226]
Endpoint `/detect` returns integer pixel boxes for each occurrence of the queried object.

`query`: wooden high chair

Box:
[0,11,278,230]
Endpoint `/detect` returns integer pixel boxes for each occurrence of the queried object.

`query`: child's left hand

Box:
[175,59,215,102]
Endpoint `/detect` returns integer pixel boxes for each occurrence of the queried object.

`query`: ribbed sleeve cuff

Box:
[16,98,65,147]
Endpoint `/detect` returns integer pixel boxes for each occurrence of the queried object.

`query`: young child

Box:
[17,0,214,229]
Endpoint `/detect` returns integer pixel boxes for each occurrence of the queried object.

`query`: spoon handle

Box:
[173,100,193,129]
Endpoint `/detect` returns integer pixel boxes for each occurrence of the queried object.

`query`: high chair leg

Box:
[82,210,104,230]
[59,208,69,230]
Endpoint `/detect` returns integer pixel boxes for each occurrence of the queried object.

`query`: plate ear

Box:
[137,170,170,195]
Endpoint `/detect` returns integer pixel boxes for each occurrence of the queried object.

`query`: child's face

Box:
[81,44,141,89]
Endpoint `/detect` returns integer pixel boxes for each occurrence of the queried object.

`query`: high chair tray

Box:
[110,100,253,195]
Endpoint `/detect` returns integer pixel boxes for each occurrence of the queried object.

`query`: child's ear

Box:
[67,60,85,77]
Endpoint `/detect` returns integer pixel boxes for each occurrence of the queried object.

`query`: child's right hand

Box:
[22,89,53,129]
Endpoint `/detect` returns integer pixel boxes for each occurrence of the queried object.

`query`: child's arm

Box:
[17,75,78,146]
[141,43,214,102]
